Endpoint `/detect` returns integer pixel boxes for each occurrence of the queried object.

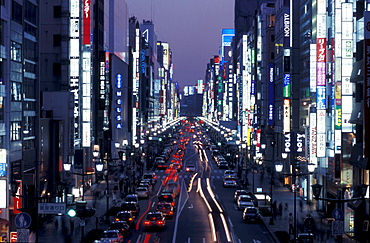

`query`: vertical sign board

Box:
[13,180,22,214]
[268,63,275,126]
[364,11,370,158]
[83,0,90,45]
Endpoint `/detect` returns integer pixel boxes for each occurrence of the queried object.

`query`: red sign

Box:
[10,232,17,242]
[13,180,22,214]
[83,0,91,45]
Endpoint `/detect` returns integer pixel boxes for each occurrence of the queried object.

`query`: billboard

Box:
[268,63,275,126]
[83,0,91,45]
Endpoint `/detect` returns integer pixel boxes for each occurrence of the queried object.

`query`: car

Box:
[125,194,139,206]
[115,211,135,227]
[185,164,196,172]
[237,195,254,210]
[143,212,166,230]
[242,207,262,223]
[108,221,130,237]
[158,192,175,207]
[143,172,157,185]
[136,187,150,199]
[223,177,237,187]
[218,161,229,169]
[165,181,180,197]
[120,201,140,218]
[156,203,175,219]
[99,230,124,242]
[234,189,248,202]
[224,170,236,178]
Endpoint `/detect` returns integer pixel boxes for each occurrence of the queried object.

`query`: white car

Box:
[223,177,237,188]
[237,195,254,210]
[136,187,149,199]
[224,170,236,178]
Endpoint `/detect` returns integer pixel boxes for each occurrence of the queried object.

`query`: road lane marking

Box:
[208,213,217,242]
[220,213,232,242]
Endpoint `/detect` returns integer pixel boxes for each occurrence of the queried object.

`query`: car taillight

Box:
[169,211,173,214]
[128,218,133,221]
[115,218,119,221]
[157,220,164,225]
[171,202,175,206]
[144,221,150,225]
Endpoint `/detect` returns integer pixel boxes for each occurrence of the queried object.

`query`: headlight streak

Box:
[220,213,232,242]
[208,213,217,242]
[206,178,223,213]
[188,172,198,192]
[197,178,212,212]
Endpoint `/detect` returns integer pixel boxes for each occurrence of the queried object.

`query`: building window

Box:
[25,22,37,37]
[53,34,61,47]
[0,20,4,46]
[53,63,61,76]
[11,42,22,62]
[12,0,22,24]
[54,6,61,18]
[24,78,35,99]
[11,121,21,141]
[23,116,35,136]
[25,0,37,25]
[11,82,22,101]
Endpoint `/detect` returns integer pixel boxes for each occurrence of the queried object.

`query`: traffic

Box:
[92,118,274,243]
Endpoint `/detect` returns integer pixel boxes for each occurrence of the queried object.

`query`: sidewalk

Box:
[250,172,359,243]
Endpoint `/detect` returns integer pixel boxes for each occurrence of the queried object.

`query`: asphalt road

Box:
[120,132,275,243]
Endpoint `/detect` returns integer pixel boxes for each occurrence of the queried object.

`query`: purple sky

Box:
[125,0,234,89]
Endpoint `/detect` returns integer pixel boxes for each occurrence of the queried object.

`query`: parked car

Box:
[143,212,166,231]
[120,201,140,218]
[125,194,139,206]
[143,172,157,185]
[223,177,237,187]
[234,189,248,202]
[224,170,236,178]
[115,211,135,228]
[99,230,124,242]
[237,195,254,210]
[108,221,130,237]
[136,187,150,199]
[242,207,262,223]
[156,203,175,219]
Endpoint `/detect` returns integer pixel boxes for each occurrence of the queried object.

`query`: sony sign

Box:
[296,133,304,153]
[284,132,291,153]
[284,13,290,37]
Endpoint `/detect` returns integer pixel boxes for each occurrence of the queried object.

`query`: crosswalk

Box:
[152,170,234,180]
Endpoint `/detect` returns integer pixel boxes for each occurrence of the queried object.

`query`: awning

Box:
[350,59,363,83]
[349,143,370,169]
[348,199,363,211]
[349,102,363,124]
[86,166,94,173]
[0,218,9,225]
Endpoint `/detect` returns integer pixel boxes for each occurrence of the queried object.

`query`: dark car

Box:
[218,161,229,169]
[242,207,262,223]
[158,192,175,207]
[125,194,139,206]
[120,201,140,218]
[143,212,166,230]
[108,221,130,237]
[143,172,157,185]
[156,203,175,219]
[115,211,135,227]
[234,189,248,202]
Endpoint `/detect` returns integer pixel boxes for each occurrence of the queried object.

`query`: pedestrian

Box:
[278,203,283,218]
[289,213,294,234]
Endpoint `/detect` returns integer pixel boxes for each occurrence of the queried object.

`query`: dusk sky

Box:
[125,0,235,89]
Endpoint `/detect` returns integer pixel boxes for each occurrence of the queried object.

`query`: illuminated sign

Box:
[268,63,274,125]
[283,74,290,98]
[0,180,6,208]
[364,11,370,157]
[83,0,90,45]
[14,180,22,214]
[283,99,290,133]
[309,111,318,166]
[284,13,290,37]
[316,86,326,110]
[284,132,291,153]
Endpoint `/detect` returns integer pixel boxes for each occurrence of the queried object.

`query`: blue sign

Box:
[0,163,6,177]
[317,86,326,109]
[15,212,32,229]
[332,209,344,221]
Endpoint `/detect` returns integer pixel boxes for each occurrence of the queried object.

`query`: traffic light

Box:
[294,159,300,171]
[67,207,96,218]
